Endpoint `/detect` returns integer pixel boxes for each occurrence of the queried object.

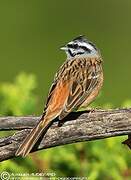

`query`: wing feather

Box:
[44,57,102,121]
[59,60,101,119]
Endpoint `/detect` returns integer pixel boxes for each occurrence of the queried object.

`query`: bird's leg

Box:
[58,120,65,127]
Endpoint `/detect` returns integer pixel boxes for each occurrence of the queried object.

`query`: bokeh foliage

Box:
[0,73,37,116]
[0,73,130,179]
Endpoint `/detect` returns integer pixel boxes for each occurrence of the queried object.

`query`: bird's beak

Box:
[60,46,68,51]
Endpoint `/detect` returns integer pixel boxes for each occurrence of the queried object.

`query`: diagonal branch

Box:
[0,108,131,162]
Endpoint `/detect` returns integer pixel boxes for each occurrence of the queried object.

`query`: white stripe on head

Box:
[68,41,73,45]
[79,42,96,51]
[67,40,97,52]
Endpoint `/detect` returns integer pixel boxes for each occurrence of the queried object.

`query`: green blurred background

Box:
[0,0,131,179]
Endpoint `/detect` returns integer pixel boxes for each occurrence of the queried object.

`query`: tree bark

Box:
[0,108,131,162]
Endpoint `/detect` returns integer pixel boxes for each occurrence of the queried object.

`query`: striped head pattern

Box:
[60,35,99,59]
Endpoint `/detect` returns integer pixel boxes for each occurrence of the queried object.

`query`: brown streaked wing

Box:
[59,60,101,120]
[44,59,72,112]
[44,82,57,112]
[44,80,71,120]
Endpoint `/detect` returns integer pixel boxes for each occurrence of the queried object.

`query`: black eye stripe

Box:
[67,43,91,52]
[67,44,73,48]
[73,44,78,48]
[67,43,78,49]
[79,45,91,52]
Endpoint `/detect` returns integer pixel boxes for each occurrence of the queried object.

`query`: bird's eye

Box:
[67,43,78,49]
[73,44,78,49]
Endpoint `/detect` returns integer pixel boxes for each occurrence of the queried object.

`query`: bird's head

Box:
[60,35,99,59]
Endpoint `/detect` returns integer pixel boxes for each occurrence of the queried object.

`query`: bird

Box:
[15,35,104,157]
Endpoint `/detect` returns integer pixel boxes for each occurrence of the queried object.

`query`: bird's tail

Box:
[15,116,51,157]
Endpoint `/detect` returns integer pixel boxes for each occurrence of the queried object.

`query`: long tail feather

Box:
[15,117,50,157]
